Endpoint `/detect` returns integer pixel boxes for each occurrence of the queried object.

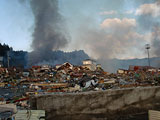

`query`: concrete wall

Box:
[30,86,160,120]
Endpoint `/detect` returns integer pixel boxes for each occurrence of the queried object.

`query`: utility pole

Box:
[7,51,10,68]
[145,44,150,66]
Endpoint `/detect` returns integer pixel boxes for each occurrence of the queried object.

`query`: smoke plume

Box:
[29,0,69,65]
[136,1,160,66]
[152,26,160,57]
[76,18,146,60]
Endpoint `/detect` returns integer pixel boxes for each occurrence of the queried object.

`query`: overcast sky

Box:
[0,0,159,59]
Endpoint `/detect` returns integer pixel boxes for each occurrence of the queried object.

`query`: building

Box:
[57,62,73,70]
[41,65,50,71]
[129,65,156,72]
[83,59,96,65]
[82,59,97,71]
[117,69,128,74]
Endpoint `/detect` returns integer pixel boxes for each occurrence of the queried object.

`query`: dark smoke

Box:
[29,0,69,65]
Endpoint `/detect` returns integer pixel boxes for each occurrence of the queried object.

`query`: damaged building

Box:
[82,59,99,71]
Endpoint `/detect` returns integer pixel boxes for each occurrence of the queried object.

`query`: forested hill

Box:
[0,43,12,56]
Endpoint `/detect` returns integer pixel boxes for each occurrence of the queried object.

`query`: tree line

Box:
[0,43,12,56]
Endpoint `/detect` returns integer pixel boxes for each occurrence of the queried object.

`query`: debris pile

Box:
[0,60,160,113]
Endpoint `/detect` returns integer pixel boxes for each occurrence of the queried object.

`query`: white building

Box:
[41,65,50,70]
[83,59,96,65]
[117,69,128,74]
[82,59,97,71]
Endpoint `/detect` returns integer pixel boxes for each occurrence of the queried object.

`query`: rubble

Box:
[0,59,160,118]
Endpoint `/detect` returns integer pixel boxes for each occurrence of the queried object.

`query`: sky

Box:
[0,0,159,60]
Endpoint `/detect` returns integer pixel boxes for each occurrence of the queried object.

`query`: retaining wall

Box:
[30,86,160,120]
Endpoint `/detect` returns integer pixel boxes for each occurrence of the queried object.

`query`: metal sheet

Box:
[149,110,160,120]
[15,110,45,120]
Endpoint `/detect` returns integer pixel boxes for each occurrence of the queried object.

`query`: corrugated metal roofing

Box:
[15,110,45,120]
[149,110,160,120]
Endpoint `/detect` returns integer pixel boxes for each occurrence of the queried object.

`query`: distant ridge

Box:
[98,57,160,73]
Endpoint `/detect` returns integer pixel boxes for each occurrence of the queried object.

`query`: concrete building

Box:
[82,59,97,71]
[41,65,50,71]
[117,69,128,74]
[129,65,157,72]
